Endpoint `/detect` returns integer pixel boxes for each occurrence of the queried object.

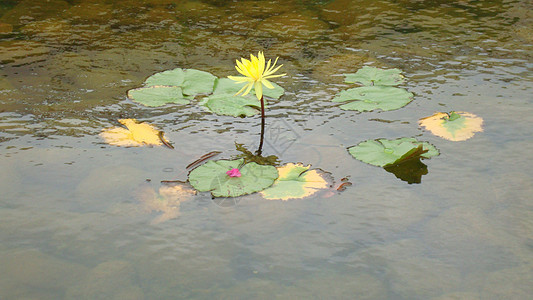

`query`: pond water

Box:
[1,0,533,298]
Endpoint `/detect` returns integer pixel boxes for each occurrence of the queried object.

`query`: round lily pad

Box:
[214,78,284,100]
[332,86,413,112]
[260,163,330,200]
[145,68,185,87]
[200,93,261,117]
[127,86,189,107]
[344,66,405,86]
[188,158,279,198]
[419,111,483,141]
[181,68,217,96]
[348,137,439,167]
[130,68,217,107]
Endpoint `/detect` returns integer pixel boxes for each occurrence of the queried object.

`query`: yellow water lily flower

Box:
[228,51,285,100]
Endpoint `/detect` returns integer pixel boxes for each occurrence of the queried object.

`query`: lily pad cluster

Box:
[126,68,285,117]
[332,66,413,112]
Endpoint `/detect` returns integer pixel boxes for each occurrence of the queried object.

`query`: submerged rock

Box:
[0,248,88,299]
[65,260,144,300]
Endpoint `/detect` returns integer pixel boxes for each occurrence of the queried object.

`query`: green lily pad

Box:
[260,163,330,200]
[127,86,189,107]
[145,68,216,96]
[214,78,284,100]
[180,69,218,96]
[145,68,185,87]
[131,68,217,107]
[200,93,261,117]
[332,86,413,112]
[344,66,404,86]
[348,137,439,167]
[188,158,279,198]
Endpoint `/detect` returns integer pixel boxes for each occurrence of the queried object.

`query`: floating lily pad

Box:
[188,158,278,197]
[129,68,217,107]
[200,93,261,117]
[214,78,284,100]
[100,119,169,147]
[332,86,413,112]
[180,69,218,96]
[344,66,404,86]
[419,111,483,141]
[260,163,330,200]
[348,137,439,167]
[144,68,185,87]
[127,86,189,107]
[145,68,216,96]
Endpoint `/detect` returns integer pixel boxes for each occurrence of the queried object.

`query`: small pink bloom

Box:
[226,168,241,178]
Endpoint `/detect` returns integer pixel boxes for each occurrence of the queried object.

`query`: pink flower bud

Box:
[226,168,241,178]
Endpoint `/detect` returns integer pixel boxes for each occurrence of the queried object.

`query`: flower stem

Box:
[256,95,265,156]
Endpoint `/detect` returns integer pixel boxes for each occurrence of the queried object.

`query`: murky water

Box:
[1,0,532,298]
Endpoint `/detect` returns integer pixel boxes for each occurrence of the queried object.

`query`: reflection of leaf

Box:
[384,158,428,184]
[332,86,413,112]
[214,78,284,100]
[127,86,189,107]
[419,111,483,141]
[235,143,279,166]
[260,163,330,200]
[344,66,404,86]
[188,158,278,197]
[138,181,196,225]
[200,94,261,117]
[100,119,169,147]
[348,137,439,167]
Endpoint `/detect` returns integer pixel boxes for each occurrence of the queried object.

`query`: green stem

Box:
[256,95,265,156]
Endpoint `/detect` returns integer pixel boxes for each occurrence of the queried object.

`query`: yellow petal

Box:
[262,78,274,89]
[254,81,263,100]
[228,75,249,82]
[235,82,253,96]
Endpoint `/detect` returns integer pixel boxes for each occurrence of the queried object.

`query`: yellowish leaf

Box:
[419,111,483,141]
[261,163,330,201]
[100,118,169,147]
